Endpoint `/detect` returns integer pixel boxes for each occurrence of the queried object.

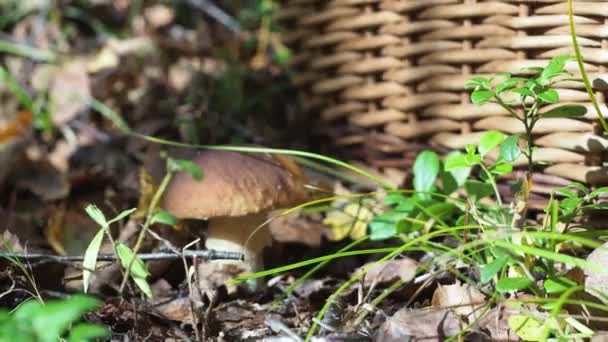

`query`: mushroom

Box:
[162,150,308,290]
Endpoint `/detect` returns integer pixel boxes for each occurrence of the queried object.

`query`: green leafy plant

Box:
[465,55,586,174]
[82,155,202,298]
[0,295,109,342]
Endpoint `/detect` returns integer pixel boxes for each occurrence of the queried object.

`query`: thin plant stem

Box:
[478,163,503,207]
[119,172,173,294]
[271,237,368,308]
[568,0,608,133]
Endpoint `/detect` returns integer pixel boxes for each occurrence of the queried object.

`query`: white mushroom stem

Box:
[205,212,272,290]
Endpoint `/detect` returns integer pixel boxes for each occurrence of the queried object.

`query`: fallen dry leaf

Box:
[360,258,418,286]
[14,159,69,201]
[196,261,244,297]
[471,305,519,341]
[585,242,608,303]
[269,212,326,247]
[49,60,91,126]
[431,282,486,319]
[153,297,194,324]
[375,307,461,342]
[324,202,374,241]
[46,207,101,255]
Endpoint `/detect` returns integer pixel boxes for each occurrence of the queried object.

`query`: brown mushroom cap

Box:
[162,151,308,219]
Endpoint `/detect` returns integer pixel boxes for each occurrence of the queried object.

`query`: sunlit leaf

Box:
[116,243,150,279]
[369,211,406,241]
[500,134,521,162]
[324,203,373,241]
[84,204,107,228]
[68,323,110,342]
[479,130,505,157]
[150,209,178,226]
[496,276,533,292]
[544,276,576,294]
[82,229,104,294]
[413,151,440,198]
[508,315,544,341]
[471,90,494,104]
[167,158,203,180]
[464,180,494,199]
[107,208,136,225]
[542,104,586,118]
[538,88,559,103]
[480,256,508,284]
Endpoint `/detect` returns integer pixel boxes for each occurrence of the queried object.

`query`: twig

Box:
[120,171,173,293]
[0,249,243,264]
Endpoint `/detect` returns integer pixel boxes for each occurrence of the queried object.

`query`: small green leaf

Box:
[369,212,406,241]
[480,256,508,284]
[538,88,559,103]
[511,87,534,97]
[465,144,476,155]
[479,130,505,157]
[540,55,572,82]
[411,203,455,231]
[490,162,513,175]
[496,77,526,94]
[440,151,471,195]
[116,243,152,298]
[167,158,204,180]
[508,315,544,341]
[273,46,291,64]
[560,197,583,215]
[555,187,578,198]
[413,151,440,197]
[116,243,150,279]
[82,229,104,294]
[150,209,178,226]
[544,276,577,294]
[464,180,494,199]
[522,66,544,74]
[542,104,586,118]
[395,198,416,213]
[588,186,608,199]
[568,182,589,194]
[496,276,533,292]
[107,208,137,225]
[465,77,490,89]
[444,154,468,171]
[132,276,153,299]
[445,153,481,171]
[499,134,521,162]
[384,192,407,206]
[471,90,494,104]
[29,295,100,342]
[84,205,108,228]
[68,323,110,342]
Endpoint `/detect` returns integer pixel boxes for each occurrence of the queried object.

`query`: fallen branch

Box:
[0,249,243,264]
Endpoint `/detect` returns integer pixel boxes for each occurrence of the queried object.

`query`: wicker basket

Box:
[278,0,608,198]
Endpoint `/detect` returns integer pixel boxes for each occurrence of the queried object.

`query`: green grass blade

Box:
[0,40,55,62]
[568,0,608,133]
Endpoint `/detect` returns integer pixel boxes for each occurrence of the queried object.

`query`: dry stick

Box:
[0,250,242,264]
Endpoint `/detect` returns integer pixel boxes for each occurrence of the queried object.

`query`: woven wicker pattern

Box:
[278,0,608,194]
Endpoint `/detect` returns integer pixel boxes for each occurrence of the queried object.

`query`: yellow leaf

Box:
[323,203,373,241]
[46,206,67,255]
[133,168,157,220]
